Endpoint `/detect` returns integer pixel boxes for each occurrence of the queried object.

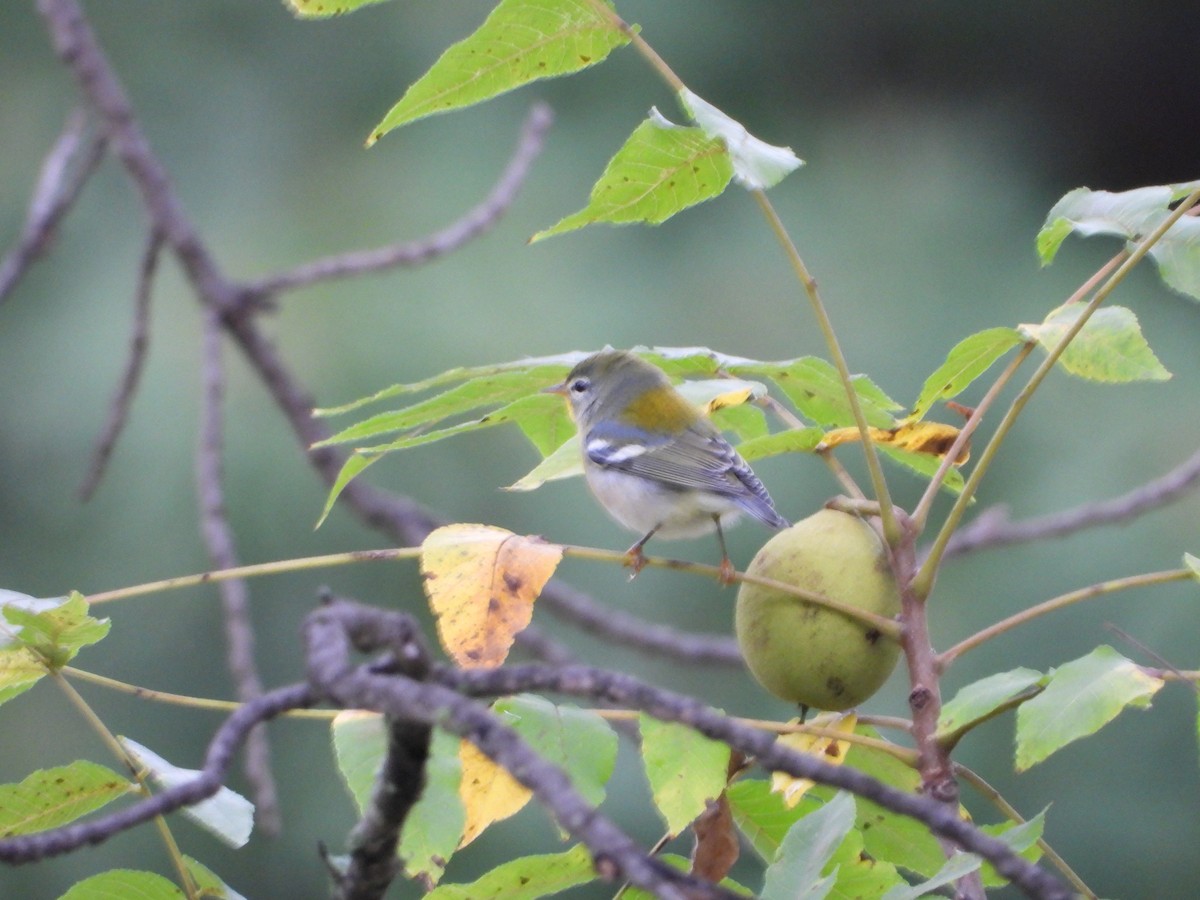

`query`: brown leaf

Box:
[420,524,563,668]
[690,793,739,884]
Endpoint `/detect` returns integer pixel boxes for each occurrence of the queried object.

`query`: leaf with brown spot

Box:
[770,712,857,807]
[820,422,969,464]
[420,524,563,668]
[457,738,531,847]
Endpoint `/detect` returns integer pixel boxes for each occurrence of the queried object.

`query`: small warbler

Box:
[545,350,788,580]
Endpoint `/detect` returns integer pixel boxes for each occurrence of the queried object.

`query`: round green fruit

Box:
[735,509,902,711]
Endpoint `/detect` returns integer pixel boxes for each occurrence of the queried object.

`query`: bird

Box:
[545,350,788,581]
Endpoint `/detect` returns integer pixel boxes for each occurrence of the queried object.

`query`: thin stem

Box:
[915,188,1200,598]
[52,672,198,899]
[85,547,416,604]
[62,667,335,719]
[560,544,902,638]
[585,0,685,92]
[910,343,1035,531]
[588,0,892,533]
[751,190,900,545]
[939,568,1191,667]
[955,764,1096,899]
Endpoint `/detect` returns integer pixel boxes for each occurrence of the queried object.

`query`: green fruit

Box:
[735,509,902,711]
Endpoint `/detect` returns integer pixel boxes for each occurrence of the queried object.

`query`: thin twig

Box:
[441,661,1073,900]
[196,308,280,834]
[78,227,163,501]
[244,103,554,299]
[304,600,736,900]
[0,107,107,304]
[0,683,314,864]
[941,444,1200,561]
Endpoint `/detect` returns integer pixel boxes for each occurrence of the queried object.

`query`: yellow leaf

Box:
[820,422,969,464]
[420,524,563,668]
[457,738,531,847]
[770,712,858,808]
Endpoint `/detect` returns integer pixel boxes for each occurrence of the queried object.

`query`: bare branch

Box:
[942,445,1200,561]
[37,0,734,678]
[196,308,280,834]
[304,599,738,900]
[245,103,555,299]
[77,228,162,501]
[0,683,313,864]
[442,662,1073,900]
[0,107,106,304]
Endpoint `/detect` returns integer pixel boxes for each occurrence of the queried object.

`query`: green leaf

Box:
[58,869,184,900]
[881,852,982,900]
[425,844,596,899]
[726,778,811,862]
[1,592,109,669]
[1147,216,1200,299]
[1184,552,1200,581]
[622,854,754,899]
[978,809,1046,888]
[736,357,900,428]
[679,88,802,190]
[183,856,247,900]
[936,668,1046,746]
[877,445,965,494]
[120,738,254,848]
[315,356,586,418]
[495,695,617,808]
[504,435,581,491]
[331,711,465,886]
[910,328,1025,421]
[1015,645,1164,771]
[737,427,825,462]
[0,762,133,837]
[532,111,734,241]
[398,731,467,886]
[284,0,391,19]
[0,645,46,707]
[315,371,567,448]
[1036,181,1200,300]
[315,451,382,528]
[368,0,631,143]
[639,714,731,837]
[1020,305,1170,382]
[823,824,904,898]
[814,728,948,879]
[761,792,856,900]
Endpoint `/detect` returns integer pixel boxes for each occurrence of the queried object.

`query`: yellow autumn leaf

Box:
[457,738,531,847]
[701,385,754,414]
[820,421,969,464]
[420,524,563,668]
[770,712,858,808]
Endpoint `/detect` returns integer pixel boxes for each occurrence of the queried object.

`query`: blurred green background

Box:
[2,2,1198,898]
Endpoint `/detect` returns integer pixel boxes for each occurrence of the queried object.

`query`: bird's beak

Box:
[542,382,568,397]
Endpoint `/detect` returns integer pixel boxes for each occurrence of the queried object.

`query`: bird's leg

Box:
[624,525,660,579]
[714,515,736,586]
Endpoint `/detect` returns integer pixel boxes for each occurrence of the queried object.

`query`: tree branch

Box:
[441,662,1072,900]
[243,103,554,300]
[196,308,280,834]
[77,227,162,501]
[304,599,739,900]
[0,107,106,304]
[941,444,1200,561]
[0,683,313,864]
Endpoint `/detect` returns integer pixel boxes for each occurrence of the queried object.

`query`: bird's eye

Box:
[570,378,590,394]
